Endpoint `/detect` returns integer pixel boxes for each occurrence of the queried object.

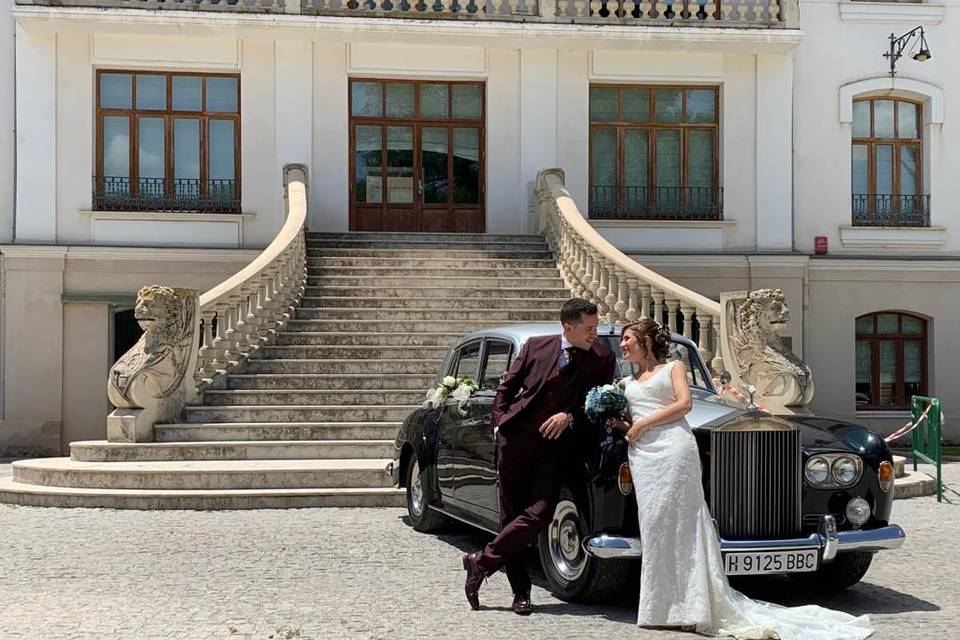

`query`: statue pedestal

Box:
[106,409,155,443]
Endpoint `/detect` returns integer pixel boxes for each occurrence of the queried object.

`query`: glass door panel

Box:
[623,129,648,214]
[452,127,480,204]
[209,119,236,203]
[386,126,414,204]
[687,129,714,215]
[102,116,130,198]
[173,119,200,201]
[878,340,897,406]
[591,128,616,214]
[655,129,681,214]
[355,125,383,204]
[421,127,448,205]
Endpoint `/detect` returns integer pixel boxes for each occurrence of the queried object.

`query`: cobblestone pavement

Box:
[1,461,958,640]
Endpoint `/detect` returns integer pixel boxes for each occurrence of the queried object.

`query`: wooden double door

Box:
[349,79,485,233]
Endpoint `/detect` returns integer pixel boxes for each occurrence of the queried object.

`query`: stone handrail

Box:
[536,168,724,373]
[193,163,308,394]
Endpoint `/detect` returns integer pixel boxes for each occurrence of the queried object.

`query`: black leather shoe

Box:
[512,592,532,616]
[462,552,484,611]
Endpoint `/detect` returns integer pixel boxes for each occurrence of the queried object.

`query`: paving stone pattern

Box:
[1,461,958,640]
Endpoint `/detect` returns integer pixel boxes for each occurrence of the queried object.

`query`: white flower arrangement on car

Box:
[423,375,479,413]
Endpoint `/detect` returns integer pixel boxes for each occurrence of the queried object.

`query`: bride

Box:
[611,318,874,639]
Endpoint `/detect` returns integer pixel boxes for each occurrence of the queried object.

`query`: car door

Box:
[435,339,482,500]
[452,338,513,522]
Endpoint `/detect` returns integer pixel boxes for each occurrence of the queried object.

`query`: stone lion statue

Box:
[721,288,814,409]
[107,286,199,425]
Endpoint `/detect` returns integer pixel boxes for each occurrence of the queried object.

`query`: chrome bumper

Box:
[584,516,905,566]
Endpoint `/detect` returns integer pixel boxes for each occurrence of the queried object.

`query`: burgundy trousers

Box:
[475,428,567,596]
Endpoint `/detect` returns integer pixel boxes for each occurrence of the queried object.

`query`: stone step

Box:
[307,248,553,260]
[157,422,400,442]
[0,478,404,510]
[307,256,557,269]
[306,276,565,289]
[894,469,937,499]
[11,458,395,491]
[273,332,460,347]
[306,231,543,243]
[893,454,906,478]
[70,440,394,462]
[298,296,567,310]
[306,239,548,251]
[283,319,525,334]
[184,405,417,423]
[242,358,440,375]
[307,267,561,279]
[202,389,426,406]
[291,309,558,322]
[304,286,570,299]
[259,345,448,360]
[227,373,436,390]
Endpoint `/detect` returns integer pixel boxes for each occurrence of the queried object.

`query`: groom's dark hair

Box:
[560,298,598,325]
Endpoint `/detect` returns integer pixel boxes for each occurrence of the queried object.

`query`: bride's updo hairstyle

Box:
[622,318,671,362]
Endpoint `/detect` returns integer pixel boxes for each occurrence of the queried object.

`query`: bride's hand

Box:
[625,420,649,444]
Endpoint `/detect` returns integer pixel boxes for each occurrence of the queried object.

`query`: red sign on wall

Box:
[814,236,828,255]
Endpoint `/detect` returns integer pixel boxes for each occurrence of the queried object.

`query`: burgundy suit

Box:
[476,334,617,595]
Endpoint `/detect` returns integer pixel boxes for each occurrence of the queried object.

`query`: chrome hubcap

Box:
[548,500,586,581]
[409,460,425,517]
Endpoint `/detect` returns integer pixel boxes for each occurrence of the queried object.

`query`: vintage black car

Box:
[389,323,905,602]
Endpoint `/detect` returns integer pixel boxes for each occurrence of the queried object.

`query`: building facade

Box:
[0,0,956,455]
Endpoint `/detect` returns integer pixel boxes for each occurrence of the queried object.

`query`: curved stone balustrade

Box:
[552,0,785,27]
[303,0,537,17]
[194,164,309,395]
[536,167,724,373]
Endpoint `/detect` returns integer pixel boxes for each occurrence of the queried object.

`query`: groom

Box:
[462,298,617,615]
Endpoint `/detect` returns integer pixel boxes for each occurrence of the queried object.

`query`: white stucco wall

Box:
[0,0,13,245]
[793,1,955,255]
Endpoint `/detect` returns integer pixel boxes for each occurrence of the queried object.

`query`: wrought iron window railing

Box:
[93,177,241,214]
[589,186,723,221]
[851,194,930,227]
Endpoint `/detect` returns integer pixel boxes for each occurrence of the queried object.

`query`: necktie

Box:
[559,347,575,372]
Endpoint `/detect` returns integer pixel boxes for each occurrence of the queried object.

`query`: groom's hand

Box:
[539,412,571,440]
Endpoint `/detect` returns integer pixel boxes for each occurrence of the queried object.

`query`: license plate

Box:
[722,549,819,575]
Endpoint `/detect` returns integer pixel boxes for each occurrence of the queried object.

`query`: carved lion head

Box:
[135,285,194,353]
[739,288,790,340]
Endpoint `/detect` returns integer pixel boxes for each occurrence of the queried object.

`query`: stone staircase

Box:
[0,232,565,509]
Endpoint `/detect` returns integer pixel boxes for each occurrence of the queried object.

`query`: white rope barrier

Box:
[884,402,935,443]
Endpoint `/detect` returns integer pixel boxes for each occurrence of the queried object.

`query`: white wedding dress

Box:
[624,360,874,639]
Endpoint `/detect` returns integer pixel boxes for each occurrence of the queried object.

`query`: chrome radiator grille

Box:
[710,424,802,540]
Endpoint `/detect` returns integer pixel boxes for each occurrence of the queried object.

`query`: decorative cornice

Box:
[838,2,945,26]
[0,246,69,259]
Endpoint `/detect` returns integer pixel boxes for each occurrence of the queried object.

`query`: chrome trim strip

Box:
[583,523,906,562]
[430,505,499,536]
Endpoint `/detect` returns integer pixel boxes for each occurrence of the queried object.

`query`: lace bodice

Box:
[623,360,683,425]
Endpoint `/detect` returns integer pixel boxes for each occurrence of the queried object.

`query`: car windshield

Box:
[596,334,715,393]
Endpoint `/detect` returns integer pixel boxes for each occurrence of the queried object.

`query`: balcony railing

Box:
[18,0,797,27]
[589,185,723,221]
[93,177,241,214]
[851,194,930,228]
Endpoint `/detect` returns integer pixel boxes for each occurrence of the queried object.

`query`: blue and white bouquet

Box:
[584,384,629,426]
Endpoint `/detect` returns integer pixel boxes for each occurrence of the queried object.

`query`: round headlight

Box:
[845,497,871,527]
[832,456,859,485]
[804,457,830,485]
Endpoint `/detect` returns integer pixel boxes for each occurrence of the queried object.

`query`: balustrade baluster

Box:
[614,269,628,323]
[697,314,713,369]
[639,0,652,19]
[220,303,240,367]
[596,262,610,317]
[589,0,602,17]
[735,0,748,21]
[639,284,652,320]
[665,299,680,333]
[625,277,639,322]
[588,252,602,304]
[681,305,695,340]
[651,290,665,325]
[197,309,217,381]
[711,320,725,374]
[720,0,734,21]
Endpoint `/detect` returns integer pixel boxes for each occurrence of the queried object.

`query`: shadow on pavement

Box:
[731,575,940,615]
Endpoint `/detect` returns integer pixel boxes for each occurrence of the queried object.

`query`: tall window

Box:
[96,71,241,213]
[589,85,720,220]
[855,312,927,410]
[851,98,926,226]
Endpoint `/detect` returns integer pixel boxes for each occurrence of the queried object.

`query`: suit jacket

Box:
[491,334,617,435]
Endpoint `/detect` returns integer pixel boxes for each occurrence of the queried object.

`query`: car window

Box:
[480,340,512,390]
[454,340,482,381]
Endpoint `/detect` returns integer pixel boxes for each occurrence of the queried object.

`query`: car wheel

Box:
[405,451,448,533]
[789,551,873,593]
[537,485,632,603]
